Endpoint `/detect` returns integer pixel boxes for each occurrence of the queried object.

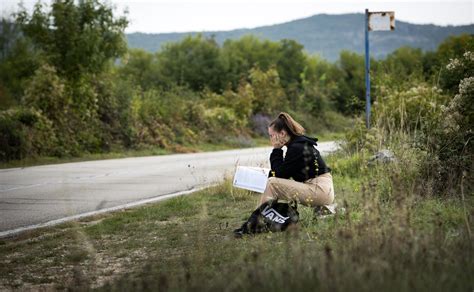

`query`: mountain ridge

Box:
[126,13,474,61]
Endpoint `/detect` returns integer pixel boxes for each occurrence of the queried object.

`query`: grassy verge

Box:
[0,151,472,291]
[0,133,341,169]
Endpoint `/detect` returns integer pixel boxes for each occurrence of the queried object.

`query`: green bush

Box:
[438,35,474,93]
[411,51,474,194]
[248,67,288,115]
[0,108,57,161]
[21,64,104,156]
[432,68,474,193]
[0,110,26,161]
[203,106,242,138]
[343,118,383,154]
[344,49,473,195]
[373,83,447,138]
[128,90,177,149]
[127,86,251,149]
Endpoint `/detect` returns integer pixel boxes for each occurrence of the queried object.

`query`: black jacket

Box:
[269,135,331,182]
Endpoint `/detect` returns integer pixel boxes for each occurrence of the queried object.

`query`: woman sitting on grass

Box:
[233,112,335,236]
[260,112,334,210]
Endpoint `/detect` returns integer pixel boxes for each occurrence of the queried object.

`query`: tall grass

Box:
[93,149,473,291]
[0,148,471,291]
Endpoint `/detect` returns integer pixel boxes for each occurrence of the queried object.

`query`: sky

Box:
[1,0,473,34]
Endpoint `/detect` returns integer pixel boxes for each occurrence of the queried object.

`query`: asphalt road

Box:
[0,142,338,235]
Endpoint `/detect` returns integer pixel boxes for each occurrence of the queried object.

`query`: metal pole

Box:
[365,9,371,128]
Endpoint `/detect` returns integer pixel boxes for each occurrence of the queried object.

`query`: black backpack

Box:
[233,200,299,237]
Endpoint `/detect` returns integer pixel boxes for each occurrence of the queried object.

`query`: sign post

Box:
[364,10,395,128]
[365,9,371,129]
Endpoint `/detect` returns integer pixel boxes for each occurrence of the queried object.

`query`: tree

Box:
[15,0,128,81]
[300,55,335,115]
[8,0,130,155]
[436,34,474,67]
[333,51,366,115]
[118,49,160,91]
[276,39,306,89]
[0,18,41,107]
[249,67,288,115]
[437,34,474,93]
[381,47,424,81]
[220,36,280,89]
[156,34,224,91]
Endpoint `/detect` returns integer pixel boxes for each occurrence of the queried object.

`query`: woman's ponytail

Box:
[269,112,305,137]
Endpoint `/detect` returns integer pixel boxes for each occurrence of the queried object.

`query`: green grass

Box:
[0,151,472,291]
[312,131,346,142]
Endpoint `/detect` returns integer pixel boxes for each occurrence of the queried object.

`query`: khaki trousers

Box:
[259,173,335,207]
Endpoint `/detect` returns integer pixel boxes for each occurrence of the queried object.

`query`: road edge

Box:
[0,184,215,239]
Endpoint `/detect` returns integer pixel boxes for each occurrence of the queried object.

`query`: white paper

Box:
[233,166,270,193]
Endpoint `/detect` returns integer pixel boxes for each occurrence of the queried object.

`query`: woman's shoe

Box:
[233,227,244,238]
[313,203,337,219]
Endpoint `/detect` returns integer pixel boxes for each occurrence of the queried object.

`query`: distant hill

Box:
[126,13,474,62]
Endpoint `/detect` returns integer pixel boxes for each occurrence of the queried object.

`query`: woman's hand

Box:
[270,133,288,149]
[270,135,282,148]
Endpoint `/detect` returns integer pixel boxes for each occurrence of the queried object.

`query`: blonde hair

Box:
[269,112,305,137]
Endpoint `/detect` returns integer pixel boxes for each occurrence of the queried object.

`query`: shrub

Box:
[248,67,288,115]
[22,64,70,127]
[0,110,26,161]
[0,107,57,161]
[203,107,243,139]
[344,51,473,195]
[343,118,383,154]
[128,90,177,149]
[373,83,447,139]
[433,75,474,193]
[439,38,474,93]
